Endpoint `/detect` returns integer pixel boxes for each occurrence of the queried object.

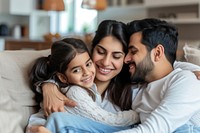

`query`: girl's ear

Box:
[56,73,68,84]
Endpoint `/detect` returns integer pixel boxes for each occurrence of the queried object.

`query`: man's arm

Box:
[116,71,200,133]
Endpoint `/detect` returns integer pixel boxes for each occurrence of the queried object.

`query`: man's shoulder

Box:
[173,68,195,78]
[170,68,199,83]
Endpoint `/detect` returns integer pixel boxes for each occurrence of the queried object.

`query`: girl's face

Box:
[92,36,125,83]
[63,52,96,89]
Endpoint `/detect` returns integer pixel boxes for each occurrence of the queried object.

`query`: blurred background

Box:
[0,0,200,61]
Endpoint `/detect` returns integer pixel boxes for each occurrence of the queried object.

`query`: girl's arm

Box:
[63,86,139,127]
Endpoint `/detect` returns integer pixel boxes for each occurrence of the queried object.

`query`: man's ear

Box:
[153,44,164,61]
[56,73,68,84]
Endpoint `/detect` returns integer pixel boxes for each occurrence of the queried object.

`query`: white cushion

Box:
[183,44,200,66]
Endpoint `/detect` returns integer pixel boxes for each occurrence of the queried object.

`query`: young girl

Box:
[26,38,139,133]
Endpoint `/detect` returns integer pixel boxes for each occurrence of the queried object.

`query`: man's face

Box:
[124,32,154,83]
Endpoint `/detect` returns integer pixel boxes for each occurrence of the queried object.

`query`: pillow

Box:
[183,44,200,66]
[0,49,50,130]
[0,49,50,106]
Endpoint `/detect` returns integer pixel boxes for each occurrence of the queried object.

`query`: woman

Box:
[41,20,133,116]
[30,20,200,133]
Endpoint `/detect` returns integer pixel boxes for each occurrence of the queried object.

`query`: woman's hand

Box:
[28,126,51,133]
[193,71,200,80]
[42,83,76,116]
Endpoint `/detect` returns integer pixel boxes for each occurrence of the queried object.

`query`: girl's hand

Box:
[28,126,51,133]
[42,83,76,117]
[193,71,200,80]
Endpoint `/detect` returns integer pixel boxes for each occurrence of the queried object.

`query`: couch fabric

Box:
[0,49,50,133]
[184,44,200,66]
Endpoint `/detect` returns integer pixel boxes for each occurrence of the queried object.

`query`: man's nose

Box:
[124,54,131,64]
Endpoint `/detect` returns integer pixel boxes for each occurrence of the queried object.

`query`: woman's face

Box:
[92,36,125,83]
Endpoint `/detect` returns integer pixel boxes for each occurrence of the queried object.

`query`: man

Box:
[116,18,200,133]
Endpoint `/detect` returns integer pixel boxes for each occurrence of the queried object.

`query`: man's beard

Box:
[130,53,154,83]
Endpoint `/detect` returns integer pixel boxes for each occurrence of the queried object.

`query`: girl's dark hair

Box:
[29,38,90,105]
[92,20,132,111]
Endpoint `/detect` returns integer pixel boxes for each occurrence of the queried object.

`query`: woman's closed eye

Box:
[113,53,124,59]
[97,49,105,55]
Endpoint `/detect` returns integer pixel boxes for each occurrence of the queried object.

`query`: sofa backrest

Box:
[0,49,50,131]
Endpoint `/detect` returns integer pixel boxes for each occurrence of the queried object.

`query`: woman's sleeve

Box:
[35,79,59,93]
[174,61,200,71]
[62,86,139,127]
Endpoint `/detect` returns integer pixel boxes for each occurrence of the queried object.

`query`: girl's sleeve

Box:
[174,61,200,71]
[62,86,139,127]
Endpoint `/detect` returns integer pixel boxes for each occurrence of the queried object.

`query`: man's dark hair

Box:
[127,18,178,65]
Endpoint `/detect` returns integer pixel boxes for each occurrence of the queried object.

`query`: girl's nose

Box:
[82,67,90,76]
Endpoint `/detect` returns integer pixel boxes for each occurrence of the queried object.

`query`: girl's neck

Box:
[94,79,110,95]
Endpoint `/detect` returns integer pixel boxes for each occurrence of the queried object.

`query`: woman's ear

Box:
[56,73,68,84]
[153,44,164,62]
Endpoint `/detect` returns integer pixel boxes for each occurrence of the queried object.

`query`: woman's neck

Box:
[94,79,110,95]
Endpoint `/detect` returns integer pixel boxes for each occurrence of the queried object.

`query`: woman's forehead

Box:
[97,36,124,52]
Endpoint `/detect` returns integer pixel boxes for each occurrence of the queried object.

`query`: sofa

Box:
[0,49,50,133]
[0,43,200,133]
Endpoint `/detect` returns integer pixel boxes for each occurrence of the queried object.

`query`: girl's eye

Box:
[86,61,93,67]
[72,68,81,73]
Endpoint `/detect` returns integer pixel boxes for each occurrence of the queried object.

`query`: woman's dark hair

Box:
[29,38,90,106]
[92,20,132,111]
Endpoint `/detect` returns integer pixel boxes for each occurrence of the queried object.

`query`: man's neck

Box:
[146,61,174,83]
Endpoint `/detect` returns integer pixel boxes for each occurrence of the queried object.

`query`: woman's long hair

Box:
[92,20,132,111]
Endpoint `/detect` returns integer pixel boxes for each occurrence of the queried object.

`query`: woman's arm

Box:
[41,82,76,116]
[63,86,139,127]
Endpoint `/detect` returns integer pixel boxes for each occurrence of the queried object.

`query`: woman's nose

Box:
[102,56,110,66]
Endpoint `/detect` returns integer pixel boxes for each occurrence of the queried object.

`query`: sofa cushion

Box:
[0,75,24,133]
[183,44,200,66]
[0,49,50,130]
[0,49,50,105]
